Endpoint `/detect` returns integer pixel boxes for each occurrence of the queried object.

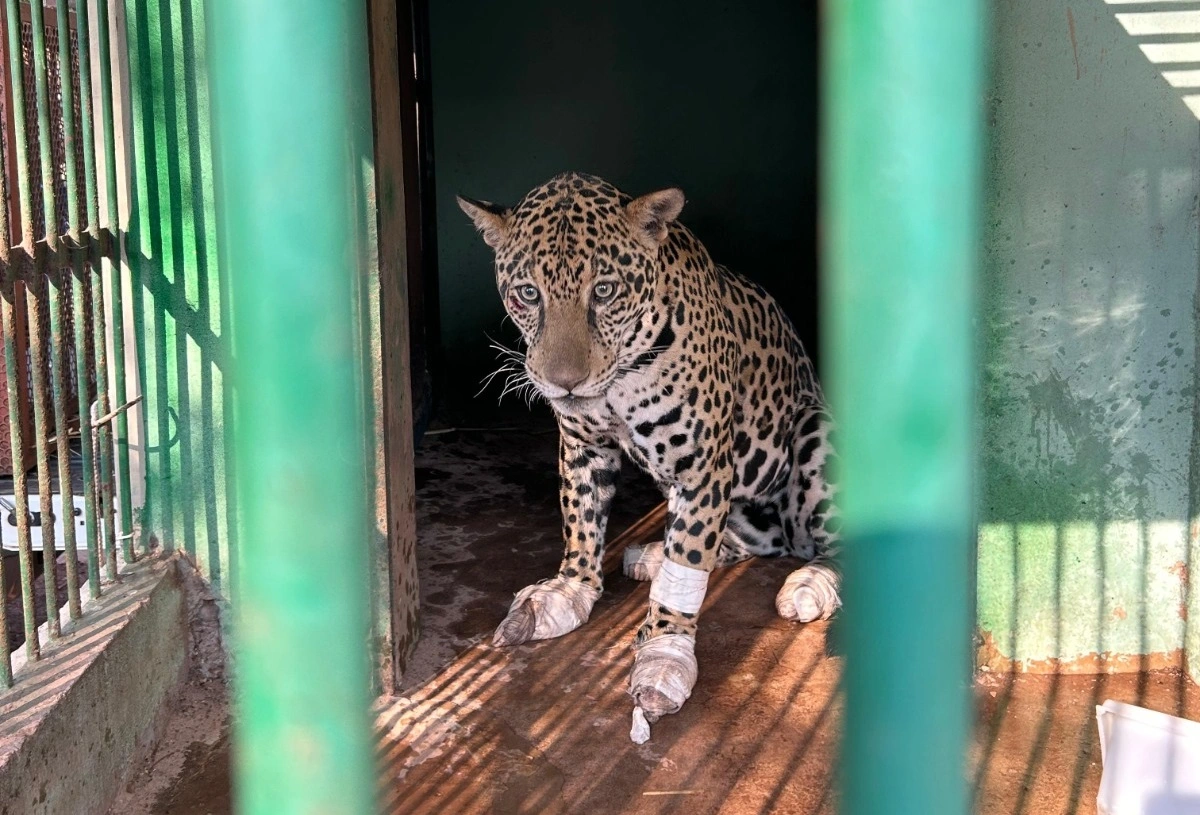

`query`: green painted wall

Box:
[428,0,820,420]
[979,0,1198,680]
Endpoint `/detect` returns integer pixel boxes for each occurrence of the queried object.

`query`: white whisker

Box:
[475,361,521,398]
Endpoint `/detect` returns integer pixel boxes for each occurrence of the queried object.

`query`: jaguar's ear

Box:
[626,188,685,249]
[457,195,512,250]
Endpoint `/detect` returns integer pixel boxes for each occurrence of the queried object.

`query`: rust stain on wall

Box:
[977,630,1184,675]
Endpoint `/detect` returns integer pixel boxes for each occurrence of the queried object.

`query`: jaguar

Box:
[458,172,841,739]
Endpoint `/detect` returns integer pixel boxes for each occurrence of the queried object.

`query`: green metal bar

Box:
[209,2,374,812]
[79,0,115,580]
[95,0,133,564]
[92,274,118,581]
[54,1,79,229]
[28,0,65,638]
[48,272,81,619]
[825,3,985,815]
[71,0,103,598]
[4,0,41,658]
[0,25,9,681]
[25,277,60,638]
[50,0,84,618]
[0,281,37,663]
[0,150,16,684]
[0,5,13,688]
[69,258,100,597]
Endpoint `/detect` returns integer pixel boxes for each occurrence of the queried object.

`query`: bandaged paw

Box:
[492,576,600,647]
[776,563,841,623]
[623,542,665,582]
[628,633,698,744]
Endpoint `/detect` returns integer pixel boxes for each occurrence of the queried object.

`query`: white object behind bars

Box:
[0,493,87,553]
[1095,699,1200,815]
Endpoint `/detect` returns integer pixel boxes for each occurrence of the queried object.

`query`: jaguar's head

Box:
[459,171,684,403]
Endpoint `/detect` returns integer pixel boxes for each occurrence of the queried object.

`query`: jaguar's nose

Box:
[544,363,589,394]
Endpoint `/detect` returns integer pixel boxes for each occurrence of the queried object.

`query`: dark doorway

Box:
[415,0,821,425]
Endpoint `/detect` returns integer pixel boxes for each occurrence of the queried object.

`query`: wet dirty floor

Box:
[112,423,1200,814]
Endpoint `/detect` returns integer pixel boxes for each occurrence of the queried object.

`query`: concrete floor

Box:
[113,424,1200,814]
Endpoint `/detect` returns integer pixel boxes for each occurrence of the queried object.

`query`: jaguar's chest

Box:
[603,396,703,484]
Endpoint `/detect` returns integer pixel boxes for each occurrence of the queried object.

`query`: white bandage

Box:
[648,558,709,615]
[776,563,841,623]
[493,577,600,646]
[631,707,653,744]
[628,633,698,744]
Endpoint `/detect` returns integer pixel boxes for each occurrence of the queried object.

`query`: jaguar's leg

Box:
[627,404,737,739]
[776,405,843,623]
[623,500,787,581]
[493,425,621,646]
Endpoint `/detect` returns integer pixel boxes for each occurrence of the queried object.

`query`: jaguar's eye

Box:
[593,281,616,301]
[516,284,541,304]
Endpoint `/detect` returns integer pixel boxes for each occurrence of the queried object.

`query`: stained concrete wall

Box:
[0,559,188,815]
[978,0,1200,681]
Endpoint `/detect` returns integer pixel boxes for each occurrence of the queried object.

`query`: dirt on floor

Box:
[5,555,89,653]
[106,680,232,815]
[110,425,1200,815]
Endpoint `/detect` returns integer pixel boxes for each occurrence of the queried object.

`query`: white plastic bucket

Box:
[1096,699,1200,814]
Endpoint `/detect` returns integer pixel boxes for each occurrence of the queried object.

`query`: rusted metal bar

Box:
[69,252,100,596]
[49,4,86,609]
[24,277,60,638]
[48,272,80,618]
[92,278,117,580]
[94,0,131,564]
[49,0,86,614]
[77,0,116,579]
[0,155,15,684]
[27,0,66,639]
[0,3,15,688]
[4,0,43,656]
[0,279,37,666]
[91,394,141,427]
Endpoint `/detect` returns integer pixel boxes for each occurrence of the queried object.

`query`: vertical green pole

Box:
[92,0,119,580]
[208,3,373,814]
[0,78,16,683]
[95,0,134,565]
[825,3,985,815]
[69,0,104,599]
[4,0,42,659]
[27,0,63,639]
[52,0,83,621]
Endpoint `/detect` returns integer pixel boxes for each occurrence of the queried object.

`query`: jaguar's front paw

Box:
[628,633,698,744]
[492,576,600,647]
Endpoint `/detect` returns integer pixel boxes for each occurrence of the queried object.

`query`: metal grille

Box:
[0,11,91,479]
[18,19,90,421]
[0,0,127,688]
